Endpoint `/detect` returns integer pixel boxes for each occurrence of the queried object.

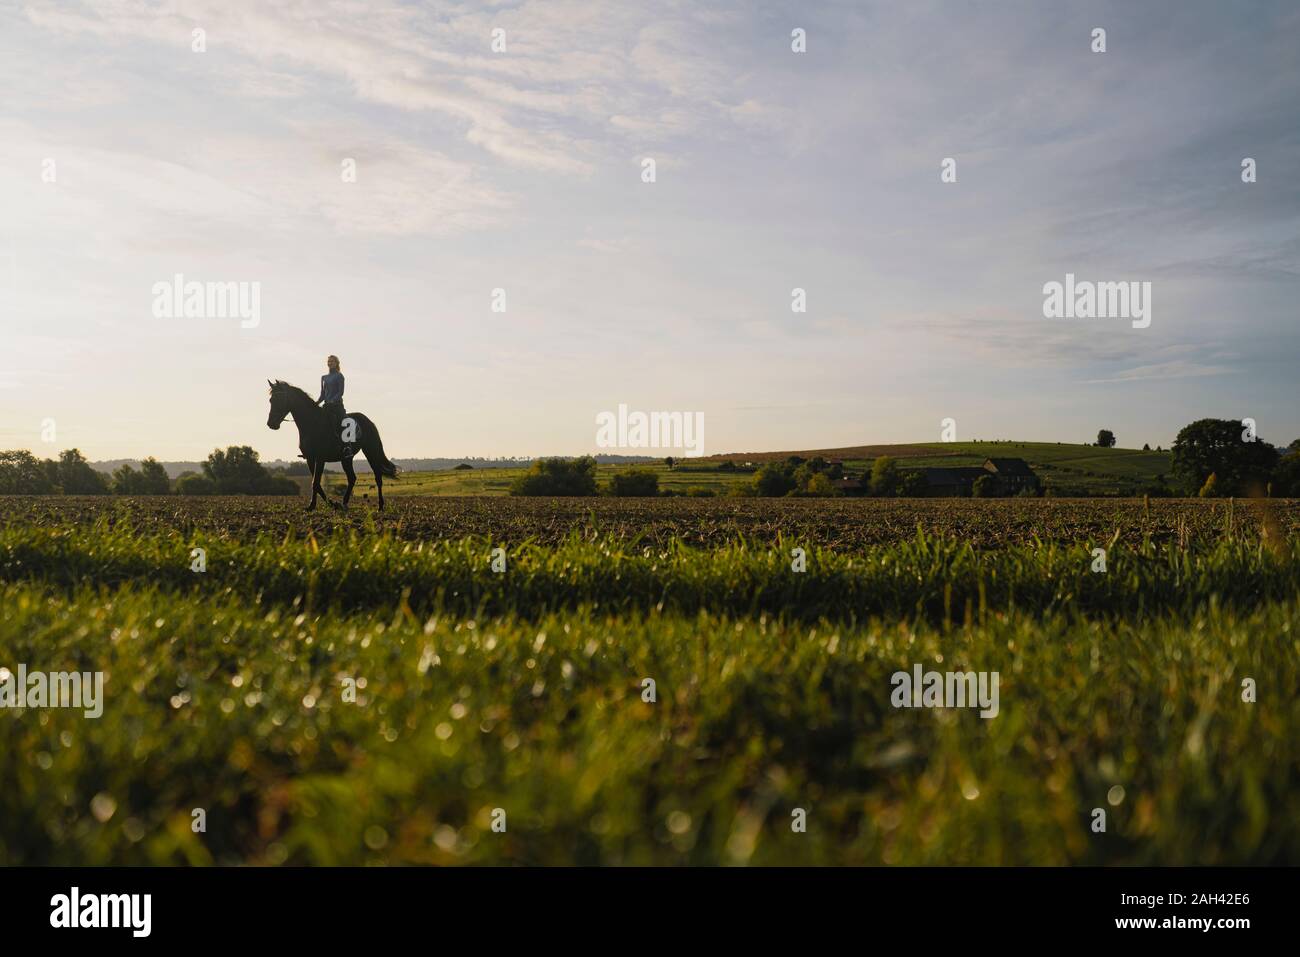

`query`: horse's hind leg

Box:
[363,450,384,511]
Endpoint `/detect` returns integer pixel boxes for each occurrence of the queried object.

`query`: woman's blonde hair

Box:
[327,355,340,367]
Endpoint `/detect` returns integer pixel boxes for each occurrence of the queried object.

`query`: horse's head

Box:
[267,379,290,430]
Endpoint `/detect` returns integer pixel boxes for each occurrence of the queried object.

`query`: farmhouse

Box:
[919,467,988,496]
[918,458,1040,497]
[981,457,1040,494]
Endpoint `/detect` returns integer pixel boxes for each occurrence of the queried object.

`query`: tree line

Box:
[0,446,299,495]
[5,418,1297,499]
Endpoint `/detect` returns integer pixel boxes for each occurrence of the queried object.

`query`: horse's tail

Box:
[363,419,399,479]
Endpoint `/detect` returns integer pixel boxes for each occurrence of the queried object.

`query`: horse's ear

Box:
[268,379,274,387]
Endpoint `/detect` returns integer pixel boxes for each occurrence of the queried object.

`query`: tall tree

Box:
[138,457,172,494]
[112,463,144,494]
[1271,452,1300,497]
[0,450,56,494]
[1171,419,1277,495]
[56,448,109,495]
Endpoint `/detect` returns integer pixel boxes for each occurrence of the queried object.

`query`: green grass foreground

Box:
[2,519,1298,622]
[1,516,1297,864]
[0,579,1295,865]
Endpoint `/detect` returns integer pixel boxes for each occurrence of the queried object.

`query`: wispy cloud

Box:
[1081,359,1234,384]
[22,0,775,175]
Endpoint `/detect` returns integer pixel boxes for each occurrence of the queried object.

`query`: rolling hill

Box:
[328,441,1176,498]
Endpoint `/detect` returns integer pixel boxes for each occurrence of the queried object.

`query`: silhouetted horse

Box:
[266,380,398,510]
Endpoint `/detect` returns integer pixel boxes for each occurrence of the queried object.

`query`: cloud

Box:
[21,0,777,175]
[0,116,509,241]
[576,237,631,254]
[1081,360,1234,384]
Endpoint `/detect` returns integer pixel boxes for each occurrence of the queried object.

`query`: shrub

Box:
[972,475,997,498]
[686,486,715,498]
[177,474,218,495]
[869,456,900,497]
[803,473,838,497]
[608,469,660,497]
[510,457,598,496]
[263,476,301,496]
[203,446,269,494]
[754,463,797,497]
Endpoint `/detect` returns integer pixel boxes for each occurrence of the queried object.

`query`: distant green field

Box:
[328,442,1174,497]
[327,462,749,498]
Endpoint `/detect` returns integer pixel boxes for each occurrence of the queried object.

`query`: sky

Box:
[1,0,1297,461]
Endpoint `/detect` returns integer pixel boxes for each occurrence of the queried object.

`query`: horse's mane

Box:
[271,380,315,405]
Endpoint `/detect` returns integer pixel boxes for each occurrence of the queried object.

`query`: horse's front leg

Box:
[305,458,318,510]
[319,462,341,510]
[310,459,336,510]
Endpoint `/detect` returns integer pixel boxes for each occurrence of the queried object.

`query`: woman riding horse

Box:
[318,354,352,458]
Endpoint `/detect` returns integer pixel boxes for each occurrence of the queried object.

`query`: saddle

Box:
[321,401,356,455]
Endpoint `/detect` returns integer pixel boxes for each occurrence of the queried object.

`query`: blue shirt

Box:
[318,371,345,403]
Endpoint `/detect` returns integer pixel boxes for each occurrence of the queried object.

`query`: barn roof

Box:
[983,457,1035,476]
